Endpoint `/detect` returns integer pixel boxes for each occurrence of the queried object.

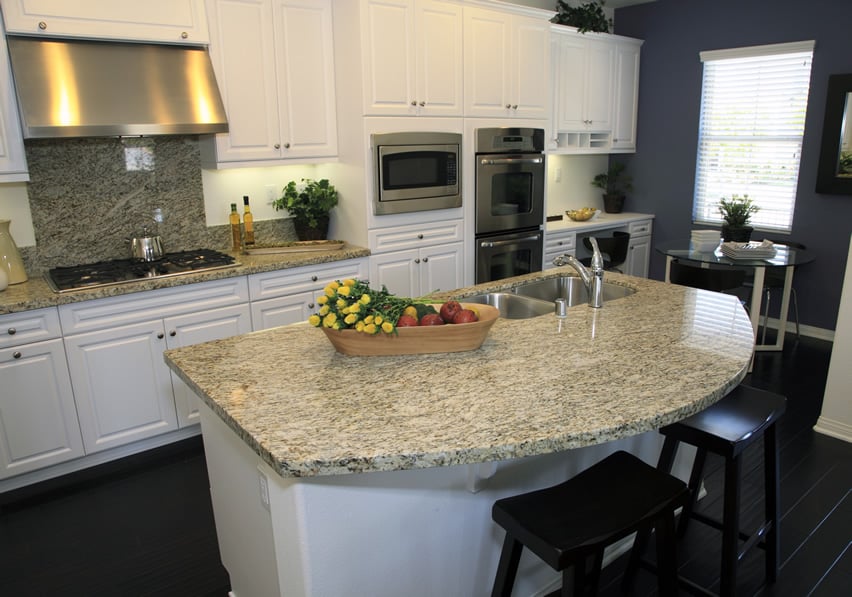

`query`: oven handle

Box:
[479,156,544,166]
[480,233,542,248]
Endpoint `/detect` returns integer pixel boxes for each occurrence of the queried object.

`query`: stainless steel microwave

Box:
[371,131,462,215]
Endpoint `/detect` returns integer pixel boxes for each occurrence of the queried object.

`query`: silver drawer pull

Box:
[13,351,22,359]
[7,327,16,335]
[481,234,541,248]
[480,157,543,166]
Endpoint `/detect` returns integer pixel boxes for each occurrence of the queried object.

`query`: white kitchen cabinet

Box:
[553,29,614,134]
[249,258,368,329]
[361,0,463,116]
[543,229,576,270]
[463,5,550,120]
[611,38,642,152]
[201,0,337,167]
[368,220,463,296]
[0,308,83,479]
[624,218,652,277]
[0,0,209,43]
[61,278,250,453]
[0,15,28,181]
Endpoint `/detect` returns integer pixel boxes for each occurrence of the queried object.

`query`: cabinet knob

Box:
[417,234,424,239]
[157,332,164,339]
[414,258,421,264]
[308,303,315,309]
[6,327,16,335]
[38,21,47,30]
[311,275,318,282]
[13,351,22,359]
[169,330,177,337]
[422,257,429,263]
[411,100,418,106]
[181,31,188,39]
[505,104,512,109]
[557,241,563,246]
[284,142,291,149]
[419,101,426,107]
[511,105,518,110]
[274,143,281,149]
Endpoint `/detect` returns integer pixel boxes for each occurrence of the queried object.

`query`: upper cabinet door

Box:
[554,32,614,132]
[611,39,642,152]
[202,0,338,166]
[361,0,462,116]
[0,18,28,181]
[0,0,210,43]
[464,6,549,119]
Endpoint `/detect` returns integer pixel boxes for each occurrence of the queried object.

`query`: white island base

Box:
[199,402,693,597]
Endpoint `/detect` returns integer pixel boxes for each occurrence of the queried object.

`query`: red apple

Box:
[439,301,463,323]
[451,309,479,324]
[419,313,446,326]
[396,314,419,327]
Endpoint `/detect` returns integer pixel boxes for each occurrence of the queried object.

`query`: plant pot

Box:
[294,216,329,241]
[602,194,625,214]
[721,225,753,242]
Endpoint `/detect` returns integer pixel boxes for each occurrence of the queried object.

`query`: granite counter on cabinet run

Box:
[161,269,754,597]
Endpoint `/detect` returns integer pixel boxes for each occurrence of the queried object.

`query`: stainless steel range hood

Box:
[6,36,228,138]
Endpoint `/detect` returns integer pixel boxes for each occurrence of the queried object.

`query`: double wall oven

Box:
[474,127,545,284]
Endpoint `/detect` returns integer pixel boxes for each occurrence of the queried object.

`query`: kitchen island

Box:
[164,269,754,596]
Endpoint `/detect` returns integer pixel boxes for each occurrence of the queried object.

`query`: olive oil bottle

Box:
[242,196,255,246]
[229,203,242,251]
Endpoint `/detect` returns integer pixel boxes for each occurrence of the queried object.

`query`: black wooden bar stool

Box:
[623,385,786,596]
[490,450,689,596]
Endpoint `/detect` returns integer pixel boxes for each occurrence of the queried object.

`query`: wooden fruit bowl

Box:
[321,303,499,356]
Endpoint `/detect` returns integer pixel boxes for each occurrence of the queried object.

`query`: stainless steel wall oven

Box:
[474,127,545,283]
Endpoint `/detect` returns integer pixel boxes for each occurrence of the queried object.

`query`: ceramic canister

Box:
[0,219,28,284]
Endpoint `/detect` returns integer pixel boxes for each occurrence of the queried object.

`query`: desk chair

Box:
[669,260,746,293]
[580,231,630,272]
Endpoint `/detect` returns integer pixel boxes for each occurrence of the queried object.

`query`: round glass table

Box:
[656,240,814,351]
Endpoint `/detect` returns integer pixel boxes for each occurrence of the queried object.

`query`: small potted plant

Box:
[273,178,338,241]
[551,0,612,33]
[718,194,759,242]
[592,162,633,213]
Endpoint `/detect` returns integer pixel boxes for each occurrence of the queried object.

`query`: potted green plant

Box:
[273,178,338,241]
[592,162,632,213]
[551,0,612,33]
[718,194,759,242]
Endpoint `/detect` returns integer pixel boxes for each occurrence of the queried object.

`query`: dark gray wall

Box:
[614,0,852,331]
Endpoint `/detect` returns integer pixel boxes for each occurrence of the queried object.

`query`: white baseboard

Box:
[813,417,852,443]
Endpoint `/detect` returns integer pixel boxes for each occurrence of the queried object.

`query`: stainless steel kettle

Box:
[129,235,164,261]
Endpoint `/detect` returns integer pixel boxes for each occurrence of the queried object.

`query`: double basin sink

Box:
[460,275,635,319]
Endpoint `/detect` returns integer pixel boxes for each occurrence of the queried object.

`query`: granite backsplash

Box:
[19,135,296,273]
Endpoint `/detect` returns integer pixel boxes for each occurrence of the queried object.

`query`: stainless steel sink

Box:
[513,276,635,305]
[462,292,555,319]
[461,276,635,319]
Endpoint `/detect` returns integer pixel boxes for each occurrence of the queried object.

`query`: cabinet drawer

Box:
[59,277,249,335]
[248,258,367,301]
[0,307,62,348]
[369,220,463,253]
[545,232,576,252]
[628,219,652,237]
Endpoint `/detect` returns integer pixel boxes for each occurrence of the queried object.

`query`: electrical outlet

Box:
[265,184,277,203]
[258,470,270,511]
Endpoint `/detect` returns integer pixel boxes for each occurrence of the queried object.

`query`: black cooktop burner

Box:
[46,249,239,293]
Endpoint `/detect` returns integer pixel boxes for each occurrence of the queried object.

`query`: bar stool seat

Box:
[491,450,688,596]
[624,385,786,596]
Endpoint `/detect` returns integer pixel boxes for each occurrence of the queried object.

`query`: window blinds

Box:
[693,41,815,232]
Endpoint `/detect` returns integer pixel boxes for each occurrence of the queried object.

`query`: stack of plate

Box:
[691,230,721,252]
[720,241,777,259]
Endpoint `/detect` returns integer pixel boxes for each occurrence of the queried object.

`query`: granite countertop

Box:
[164,269,755,479]
[0,244,371,315]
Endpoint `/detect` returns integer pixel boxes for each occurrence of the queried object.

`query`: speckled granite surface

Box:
[164,269,755,479]
[0,245,370,315]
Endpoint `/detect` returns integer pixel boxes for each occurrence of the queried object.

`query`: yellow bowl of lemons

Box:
[565,208,598,221]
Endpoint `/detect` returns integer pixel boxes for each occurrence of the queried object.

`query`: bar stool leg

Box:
[655,513,679,597]
[764,426,780,583]
[678,449,708,539]
[720,456,742,597]
[492,534,523,597]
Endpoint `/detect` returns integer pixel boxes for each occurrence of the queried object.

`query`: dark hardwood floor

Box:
[0,333,848,596]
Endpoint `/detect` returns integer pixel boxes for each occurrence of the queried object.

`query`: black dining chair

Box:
[668,260,747,293]
[580,231,630,272]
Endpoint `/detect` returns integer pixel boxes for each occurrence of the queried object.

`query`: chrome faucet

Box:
[553,237,605,308]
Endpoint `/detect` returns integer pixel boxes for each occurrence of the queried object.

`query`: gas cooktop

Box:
[46,249,240,293]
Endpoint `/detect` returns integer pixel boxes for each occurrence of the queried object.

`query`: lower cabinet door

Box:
[0,339,84,479]
[165,304,252,427]
[420,242,464,295]
[64,320,179,454]
[626,235,651,278]
[369,249,420,297]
